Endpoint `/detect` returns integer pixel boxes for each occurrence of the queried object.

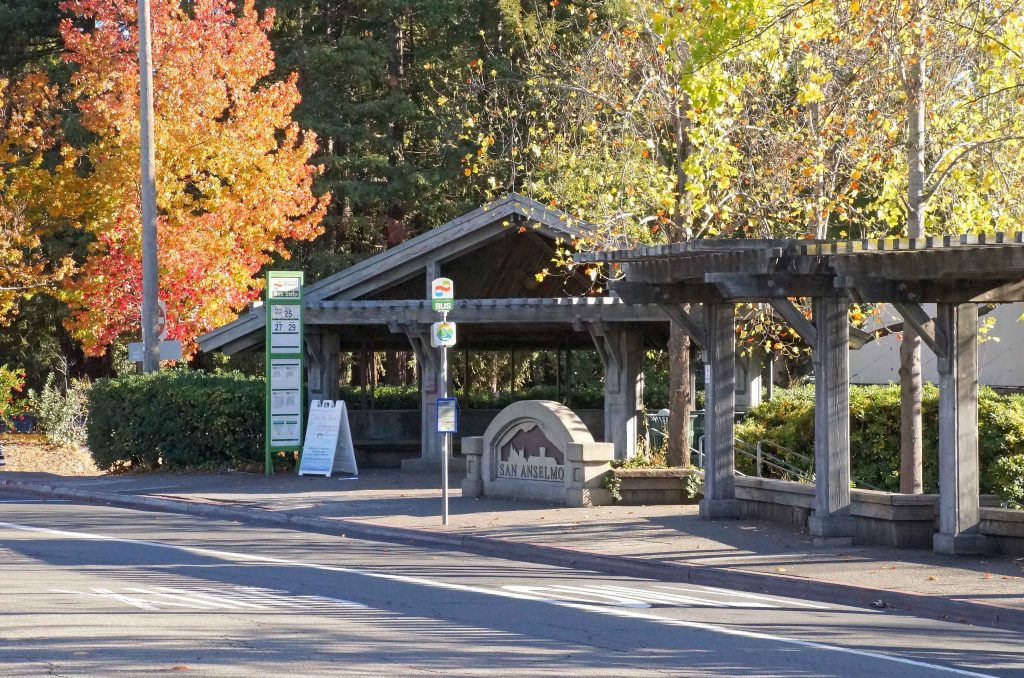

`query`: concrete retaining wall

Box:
[980,507,1024,554]
[735,476,1011,550]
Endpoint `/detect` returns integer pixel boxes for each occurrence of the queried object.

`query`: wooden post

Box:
[699,303,739,519]
[808,296,854,543]
[306,332,340,403]
[397,326,443,471]
[933,303,987,554]
[588,324,643,460]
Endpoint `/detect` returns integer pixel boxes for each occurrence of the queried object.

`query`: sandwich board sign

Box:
[298,400,358,477]
[265,271,304,475]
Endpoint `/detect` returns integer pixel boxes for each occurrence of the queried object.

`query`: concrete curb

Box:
[3,477,1023,633]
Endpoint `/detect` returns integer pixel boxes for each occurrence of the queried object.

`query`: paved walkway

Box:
[3,468,1024,630]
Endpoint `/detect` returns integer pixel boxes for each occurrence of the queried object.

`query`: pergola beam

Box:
[705,273,838,299]
[657,303,705,346]
[892,303,947,357]
[767,299,817,351]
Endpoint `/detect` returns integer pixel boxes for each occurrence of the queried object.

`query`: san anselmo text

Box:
[497,462,564,482]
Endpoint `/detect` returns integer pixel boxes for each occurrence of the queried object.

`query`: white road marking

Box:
[157,587,270,610]
[3,520,997,678]
[125,587,246,610]
[91,588,162,611]
[598,584,771,608]
[652,584,831,610]
[503,585,651,608]
[55,584,366,612]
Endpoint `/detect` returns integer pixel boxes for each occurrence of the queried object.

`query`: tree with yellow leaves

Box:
[0,72,75,324]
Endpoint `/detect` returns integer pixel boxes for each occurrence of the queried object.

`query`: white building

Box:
[849,303,1024,387]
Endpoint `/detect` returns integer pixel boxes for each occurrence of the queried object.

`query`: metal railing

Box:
[691,432,881,490]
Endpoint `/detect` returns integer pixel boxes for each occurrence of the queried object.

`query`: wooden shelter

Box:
[198,194,669,467]
[582,233,1024,555]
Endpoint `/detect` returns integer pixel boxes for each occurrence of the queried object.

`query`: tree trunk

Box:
[900,0,927,494]
[383,351,403,386]
[667,318,692,467]
[385,7,409,245]
[899,328,924,493]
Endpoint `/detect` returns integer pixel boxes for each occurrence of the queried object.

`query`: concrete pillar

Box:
[699,302,739,519]
[590,324,643,461]
[933,303,987,555]
[809,296,854,543]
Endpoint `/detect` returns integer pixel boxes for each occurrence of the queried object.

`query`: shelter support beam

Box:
[305,332,340,404]
[587,323,643,460]
[699,302,739,519]
[394,324,445,470]
[808,296,855,543]
[933,303,988,554]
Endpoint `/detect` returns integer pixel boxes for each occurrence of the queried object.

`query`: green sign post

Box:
[265,271,304,476]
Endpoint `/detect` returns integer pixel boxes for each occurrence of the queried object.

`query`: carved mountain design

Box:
[499,424,564,465]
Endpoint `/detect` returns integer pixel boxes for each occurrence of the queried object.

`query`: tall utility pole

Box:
[138,0,160,373]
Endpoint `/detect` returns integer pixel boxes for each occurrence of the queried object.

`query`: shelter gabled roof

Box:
[304,192,587,303]
[197,193,590,354]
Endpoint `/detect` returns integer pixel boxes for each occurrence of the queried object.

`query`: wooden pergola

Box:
[583,233,1024,555]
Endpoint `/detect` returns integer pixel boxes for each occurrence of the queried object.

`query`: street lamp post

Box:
[138,0,160,373]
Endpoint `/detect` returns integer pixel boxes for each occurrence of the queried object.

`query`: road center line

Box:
[0,519,996,678]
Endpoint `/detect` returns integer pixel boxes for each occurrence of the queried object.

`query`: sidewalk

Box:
[3,468,1024,631]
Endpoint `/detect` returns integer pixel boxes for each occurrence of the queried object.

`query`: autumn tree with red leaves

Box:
[59,0,327,356]
[0,72,76,323]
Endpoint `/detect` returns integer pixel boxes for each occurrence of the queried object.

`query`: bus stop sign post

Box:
[431,278,457,525]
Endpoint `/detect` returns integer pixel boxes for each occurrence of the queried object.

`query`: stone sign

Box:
[462,400,614,507]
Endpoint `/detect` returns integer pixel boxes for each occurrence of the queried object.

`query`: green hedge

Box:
[735,384,1024,500]
[87,371,264,471]
[339,384,607,410]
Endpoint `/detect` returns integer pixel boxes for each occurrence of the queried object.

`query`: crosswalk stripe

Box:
[653,585,830,610]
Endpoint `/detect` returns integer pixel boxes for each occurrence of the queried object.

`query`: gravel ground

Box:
[0,434,102,475]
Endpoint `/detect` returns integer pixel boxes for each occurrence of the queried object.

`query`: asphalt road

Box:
[1,493,1023,677]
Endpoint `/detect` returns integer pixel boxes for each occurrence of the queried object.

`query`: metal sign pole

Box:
[430,277,455,527]
[440,312,449,526]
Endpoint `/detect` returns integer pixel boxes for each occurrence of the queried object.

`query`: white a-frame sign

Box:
[298,400,358,477]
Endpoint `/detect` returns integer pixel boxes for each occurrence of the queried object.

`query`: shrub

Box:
[29,374,90,446]
[87,371,264,471]
[736,384,1024,500]
[339,383,606,410]
[0,364,26,426]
